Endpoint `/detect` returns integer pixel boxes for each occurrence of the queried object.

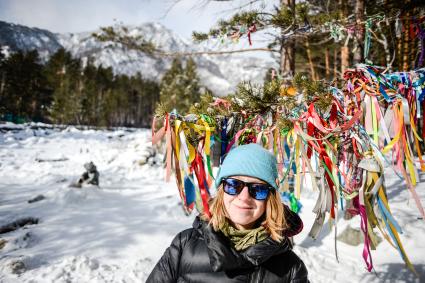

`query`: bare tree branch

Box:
[159,1,183,19]
[313,63,343,77]
[157,47,278,57]
[306,37,333,46]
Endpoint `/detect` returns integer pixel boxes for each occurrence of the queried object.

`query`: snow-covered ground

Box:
[0,123,424,282]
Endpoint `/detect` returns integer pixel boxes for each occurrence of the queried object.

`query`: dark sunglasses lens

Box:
[223,179,243,195]
[249,184,271,200]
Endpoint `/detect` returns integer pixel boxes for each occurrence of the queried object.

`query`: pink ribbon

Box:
[354,196,373,272]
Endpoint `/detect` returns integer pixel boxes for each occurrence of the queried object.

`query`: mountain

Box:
[0,21,275,96]
[0,21,62,60]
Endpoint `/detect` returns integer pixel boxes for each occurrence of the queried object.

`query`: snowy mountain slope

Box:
[0,21,62,60]
[57,23,272,96]
[0,21,275,96]
[0,123,424,282]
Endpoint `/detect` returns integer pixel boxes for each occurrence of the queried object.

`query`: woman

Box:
[147,143,308,282]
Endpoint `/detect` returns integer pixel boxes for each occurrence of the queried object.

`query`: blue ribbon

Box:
[379,84,393,102]
[377,198,403,234]
[220,118,228,164]
[377,197,405,261]
[184,174,196,206]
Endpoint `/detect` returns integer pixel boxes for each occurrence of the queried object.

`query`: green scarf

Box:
[219,221,269,251]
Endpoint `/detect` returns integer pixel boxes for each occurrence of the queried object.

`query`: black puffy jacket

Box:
[146,207,308,283]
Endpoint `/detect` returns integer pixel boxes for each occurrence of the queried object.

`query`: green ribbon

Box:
[206,155,214,179]
[364,19,372,61]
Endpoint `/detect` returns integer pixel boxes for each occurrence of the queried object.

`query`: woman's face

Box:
[223,175,267,230]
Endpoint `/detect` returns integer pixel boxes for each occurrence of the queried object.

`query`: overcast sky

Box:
[0,0,269,39]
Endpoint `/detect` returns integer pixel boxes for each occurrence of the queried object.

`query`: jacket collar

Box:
[193,216,291,272]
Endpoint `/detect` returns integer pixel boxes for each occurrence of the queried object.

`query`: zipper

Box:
[249,266,264,283]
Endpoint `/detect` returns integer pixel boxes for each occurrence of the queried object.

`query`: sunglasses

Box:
[222,178,273,201]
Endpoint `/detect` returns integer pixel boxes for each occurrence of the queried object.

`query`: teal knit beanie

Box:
[215,143,278,190]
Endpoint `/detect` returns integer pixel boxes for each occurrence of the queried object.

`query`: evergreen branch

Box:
[92,25,277,57]
[154,103,168,118]
[92,26,157,55]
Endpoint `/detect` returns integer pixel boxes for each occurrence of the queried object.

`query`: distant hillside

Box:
[0,21,276,96]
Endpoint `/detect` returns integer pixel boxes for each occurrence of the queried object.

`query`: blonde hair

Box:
[202,184,288,242]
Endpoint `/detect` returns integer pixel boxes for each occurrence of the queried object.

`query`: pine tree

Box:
[96,66,114,127]
[159,57,203,114]
[183,58,201,104]
[0,50,46,122]
[46,49,83,124]
[159,57,187,114]
[0,46,162,126]
[140,78,160,126]
[81,59,98,125]
[0,51,6,117]
[191,0,425,78]
[263,68,275,84]
[111,74,130,126]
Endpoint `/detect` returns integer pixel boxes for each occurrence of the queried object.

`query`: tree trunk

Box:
[333,48,339,79]
[397,29,403,70]
[280,0,296,77]
[339,0,349,74]
[0,72,5,97]
[410,20,418,69]
[403,18,410,70]
[353,0,365,64]
[306,40,317,80]
[376,22,392,70]
[341,46,349,74]
[325,48,330,80]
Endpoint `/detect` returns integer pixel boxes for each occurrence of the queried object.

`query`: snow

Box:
[1,124,424,282]
[1,46,11,58]
[0,124,194,282]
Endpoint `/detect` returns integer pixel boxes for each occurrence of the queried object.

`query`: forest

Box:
[0,48,203,127]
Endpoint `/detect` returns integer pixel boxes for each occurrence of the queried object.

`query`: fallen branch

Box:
[0,218,39,234]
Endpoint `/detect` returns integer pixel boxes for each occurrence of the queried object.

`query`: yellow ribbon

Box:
[295,135,301,199]
[174,120,182,161]
[377,184,417,275]
[201,120,211,156]
[382,102,402,154]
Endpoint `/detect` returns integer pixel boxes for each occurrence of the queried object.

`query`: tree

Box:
[0,46,161,127]
[0,51,6,116]
[92,1,425,81]
[183,58,202,105]
[80,59,98,125]
[46,49,83,124]
[0,50,47,122]
[95,65,114,127]
[191,0,425,78]
[280,0,296,76]
[159,57,202,114]
[126,73,158,127]
[353,0,365,64]
[139,77,160,127]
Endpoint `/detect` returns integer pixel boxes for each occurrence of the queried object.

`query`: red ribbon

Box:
[422,100,425,141]
[318,142,336,219]
[192,152,211,218]
[247,24,256,46]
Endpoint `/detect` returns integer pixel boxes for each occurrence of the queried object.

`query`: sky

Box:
[0,0,270,39]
